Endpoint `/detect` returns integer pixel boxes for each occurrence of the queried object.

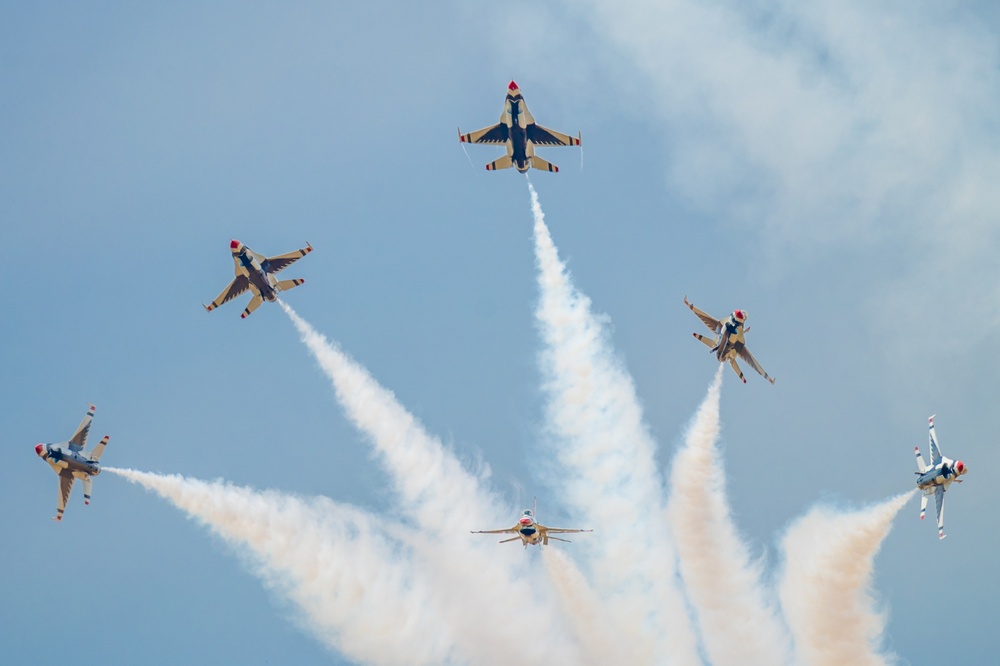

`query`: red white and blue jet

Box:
[459,81,581,173]
[915,415,968,540]
[203,239,312,318]
[471,499,591,548]
[34,404,109,521]
[683,296,775,385]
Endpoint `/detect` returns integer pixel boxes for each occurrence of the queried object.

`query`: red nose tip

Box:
[230,239,240,250]
[508,80,518,90]
[520,517,532,525]
[35,444,44,456]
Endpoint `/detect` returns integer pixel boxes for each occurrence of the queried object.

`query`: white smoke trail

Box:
[541,548,619,666]
[667,366,791,665]
[278,302,581,664]
[279,301,495,526]
[528,179,701,665]
[105,467,457,666]
[778,491,914,666]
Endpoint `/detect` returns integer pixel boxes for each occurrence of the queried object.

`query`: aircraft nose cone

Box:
[508,80,518,90]
[519,517,532,525]
[230,239,241,250]
[35,443,44,456]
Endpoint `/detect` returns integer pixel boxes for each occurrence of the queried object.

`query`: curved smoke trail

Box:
[528,179,701,665]
[667,366,791,665]
[105,467,457,666]
[778,491,914,666]
[278,302,581,664]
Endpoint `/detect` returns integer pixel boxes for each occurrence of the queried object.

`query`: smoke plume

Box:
[105,467,457,666]
[778,491,914,666]
[668,366,791,665]
[529,179,701,665]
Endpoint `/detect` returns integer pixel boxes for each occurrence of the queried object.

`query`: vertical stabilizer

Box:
[89,435,109,462]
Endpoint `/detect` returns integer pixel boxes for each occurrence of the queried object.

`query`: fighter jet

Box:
[34,404,109,521]
[471,499,592,547]
[683,296,776,385]
[458,81,581,173]
[915,415,968,540]
[203,239,312,318]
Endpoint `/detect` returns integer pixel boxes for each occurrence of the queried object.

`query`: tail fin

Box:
[530,155,559,172]
[276,278,305,293]
[241,295,264,319]
[914,446,928,473]
[82,476,93,505]
[486,156,513,171]
[89,435,109,462]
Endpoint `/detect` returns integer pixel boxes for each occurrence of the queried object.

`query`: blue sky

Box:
[3,2,998,664]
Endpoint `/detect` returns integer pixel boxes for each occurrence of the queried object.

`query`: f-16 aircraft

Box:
[458,81,581,173]
[683,296,776,385]
[915,415,968,540]
[203,239,312,318]
[34,404,109,521]
[471,499,592,547]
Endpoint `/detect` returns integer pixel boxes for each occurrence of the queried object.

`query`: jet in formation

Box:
[915,415,968,540]
[683,296,776,385]
[204,239,312,318]
[459,81,581,173]
[34,404,109,521]
[471,500,592,547]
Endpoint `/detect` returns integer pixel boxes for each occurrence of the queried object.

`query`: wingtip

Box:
[203,303,214,312]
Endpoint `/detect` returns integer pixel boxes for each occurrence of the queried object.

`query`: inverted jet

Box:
[459,81,581,173]
[204,239,312,318]
[684,296,775,384]
[471,499,591,548]
[34,404,109,521]
[915,415,968,540]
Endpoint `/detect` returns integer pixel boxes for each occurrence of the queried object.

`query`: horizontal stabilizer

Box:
[276,278,305,292]
[486,156,513,171]
[89,435,109,462]
[241,295,264,319]
[914,446,927,473]
[530,155,559,173]
[82,476,93,505]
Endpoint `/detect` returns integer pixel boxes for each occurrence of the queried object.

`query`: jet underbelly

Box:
[248,271,276,301]
[510,126,529,170]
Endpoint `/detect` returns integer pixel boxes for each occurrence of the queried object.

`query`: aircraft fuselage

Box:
[517,523,541,545]
[503,95,532,173]
[38,444,100,477]
[236,249,279,302]
[916,458,960,492]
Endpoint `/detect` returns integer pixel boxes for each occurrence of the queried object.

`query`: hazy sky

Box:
[3,2,998,664]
